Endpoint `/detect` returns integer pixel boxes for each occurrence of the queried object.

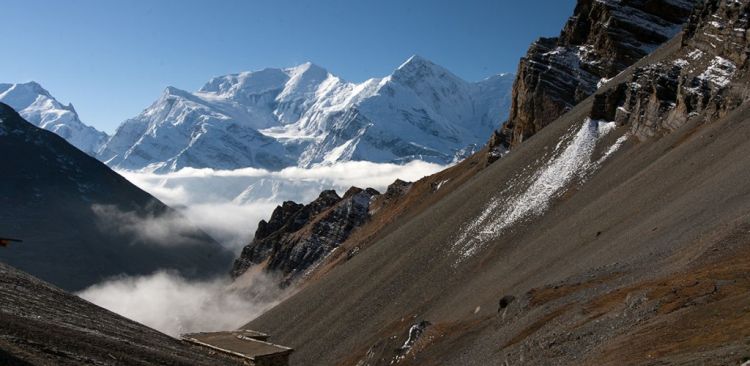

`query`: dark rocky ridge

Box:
[0,103,233,291]
[490,0,698,156]
[231,185,391,285]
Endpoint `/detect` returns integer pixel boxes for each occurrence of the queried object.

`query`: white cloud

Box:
[83,160,447,337]
[117,160,447,252]
[91,204,208,247]
[77,269,289,337]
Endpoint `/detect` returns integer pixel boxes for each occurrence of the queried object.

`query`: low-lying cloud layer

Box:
[91,204,208,247]
[82,160,446,336]
[118,160,448,252]
[78,269,288,337]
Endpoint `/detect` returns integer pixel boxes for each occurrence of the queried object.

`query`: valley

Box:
[2,0,750,365]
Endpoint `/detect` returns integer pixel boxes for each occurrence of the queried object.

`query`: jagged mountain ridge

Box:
[0,82,108,156]
[0,102,233,291]
[99,57,514,172]
[241,0,750,365]
[231,186,384,285]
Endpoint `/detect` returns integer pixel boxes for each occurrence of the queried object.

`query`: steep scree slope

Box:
[244,1,750,365]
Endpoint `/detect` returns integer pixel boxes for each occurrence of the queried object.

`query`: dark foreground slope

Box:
[0,103,233,291]
[246,2,750,365]
[0,262,244,365]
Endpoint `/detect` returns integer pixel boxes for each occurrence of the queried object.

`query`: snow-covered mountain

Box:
[100,56,514,172]
[0,82,108,155]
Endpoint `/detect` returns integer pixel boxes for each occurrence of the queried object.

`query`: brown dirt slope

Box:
[245,2,750,364]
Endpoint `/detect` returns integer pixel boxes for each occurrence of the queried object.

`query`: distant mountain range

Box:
[2,56,513,172]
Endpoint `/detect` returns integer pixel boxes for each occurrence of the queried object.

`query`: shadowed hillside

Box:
[0,103,233,291]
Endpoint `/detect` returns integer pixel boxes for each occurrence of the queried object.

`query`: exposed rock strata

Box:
[489,0,698,160]
[593,0,748,139]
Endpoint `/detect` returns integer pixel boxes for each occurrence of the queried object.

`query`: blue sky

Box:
[2,0,575,132]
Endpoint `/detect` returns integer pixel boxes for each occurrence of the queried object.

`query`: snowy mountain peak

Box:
[285,61,328,77]
[397,54,433,69]
[280,63,331,95]
[101,59,515,172]
[161,85,195,100]
[0,81,55,110]
[393,55,455,81]
[390,55,468,101]
[199,68,289,98]
[0,81,108,156]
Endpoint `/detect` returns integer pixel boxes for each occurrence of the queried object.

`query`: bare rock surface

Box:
[232,186,382,285]
[491,0,698,156]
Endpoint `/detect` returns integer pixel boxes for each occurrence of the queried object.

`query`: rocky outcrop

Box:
[231,187,381,285]
[592,0,748,139]
[490,0,698,158]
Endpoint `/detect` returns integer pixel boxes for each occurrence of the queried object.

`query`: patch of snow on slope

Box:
[698,56,736,88]
[452,118,620,260]
[595,133,629,166]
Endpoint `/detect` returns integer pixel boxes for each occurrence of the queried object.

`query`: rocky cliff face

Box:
[491,0,698,156]
[231,186,385,285]
[592,0,748,140]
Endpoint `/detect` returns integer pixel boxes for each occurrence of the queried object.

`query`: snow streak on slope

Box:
[452,118,623,260]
